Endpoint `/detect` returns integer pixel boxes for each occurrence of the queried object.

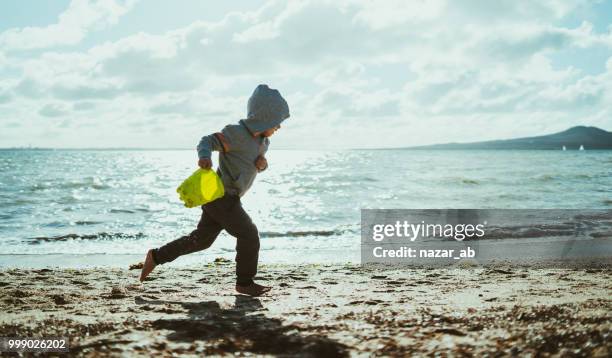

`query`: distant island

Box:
[404,126,612,150]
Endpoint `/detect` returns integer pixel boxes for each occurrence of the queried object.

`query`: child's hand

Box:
[255,155,268,172]
[198,158,212,169]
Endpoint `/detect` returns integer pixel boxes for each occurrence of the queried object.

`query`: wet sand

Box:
[1,261,610,356]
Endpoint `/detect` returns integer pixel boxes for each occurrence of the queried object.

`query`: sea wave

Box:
[109,209,136,214]
[42,220,104,228]
[27,232,145,244]
[482,224,577,240]
[461,179,480,185]
[260,229,352,238]
[442,177,481,185]
[28,177,112,192]
[24,228,355,244]
[535,174,555,182]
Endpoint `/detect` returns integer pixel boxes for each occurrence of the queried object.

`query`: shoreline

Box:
[3,235,610,269]
[0,249,361,269]
[1,262,610,356]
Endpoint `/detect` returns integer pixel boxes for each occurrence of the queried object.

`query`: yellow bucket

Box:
[176,169,225,208]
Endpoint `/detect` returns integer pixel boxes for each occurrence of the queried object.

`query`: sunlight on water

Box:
[0,149,611,266]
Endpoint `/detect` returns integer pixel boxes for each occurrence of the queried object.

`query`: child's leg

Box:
[152,207,223,264]
[205,195,260,285]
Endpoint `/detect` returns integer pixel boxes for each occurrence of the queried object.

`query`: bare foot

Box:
[235,282,272,296]
[139,249,156,282]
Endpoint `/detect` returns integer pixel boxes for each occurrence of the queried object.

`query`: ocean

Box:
[1,149,611,267]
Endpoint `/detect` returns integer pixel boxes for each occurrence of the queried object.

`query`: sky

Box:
[0,0,611,149]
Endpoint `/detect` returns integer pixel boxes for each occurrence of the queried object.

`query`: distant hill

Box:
[405,126,612,150]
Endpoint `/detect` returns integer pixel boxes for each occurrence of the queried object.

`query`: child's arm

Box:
[196,131,231,169]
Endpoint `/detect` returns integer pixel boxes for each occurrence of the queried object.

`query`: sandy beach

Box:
[1,260,610,356]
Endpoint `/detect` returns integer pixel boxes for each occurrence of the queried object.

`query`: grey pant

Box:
[152,194,260,285]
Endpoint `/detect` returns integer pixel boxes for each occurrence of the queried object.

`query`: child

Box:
[139,84,290,296]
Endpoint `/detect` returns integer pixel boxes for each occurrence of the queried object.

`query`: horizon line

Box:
[2,125,609,152]
[0,147,358,151]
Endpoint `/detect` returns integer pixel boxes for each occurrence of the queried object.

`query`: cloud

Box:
[1,0,611,148]
[0,0,138,51]
[14,78,44,98]
[38,103,69,117]
[402,51,610,119]
[0,90,11,104]
[72,101,97,111]
[149,99,194,115]
[310,87,400,117]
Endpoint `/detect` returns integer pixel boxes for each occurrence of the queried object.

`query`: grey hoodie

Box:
[197,85,290,197]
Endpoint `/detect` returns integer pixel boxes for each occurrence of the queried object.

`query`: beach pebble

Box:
[129,262,144,270]
[51,294,68,305]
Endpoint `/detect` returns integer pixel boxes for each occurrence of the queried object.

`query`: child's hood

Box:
[241,84,290,134]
